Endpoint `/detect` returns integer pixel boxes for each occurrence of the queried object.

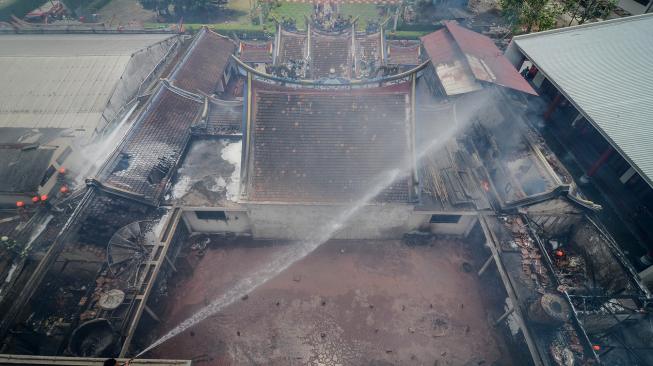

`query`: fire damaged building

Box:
[505,14,653,287]
[0,33,180,207]
[0,14,651,366]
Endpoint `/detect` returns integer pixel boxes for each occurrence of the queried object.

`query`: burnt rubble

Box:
[0,21,650,366]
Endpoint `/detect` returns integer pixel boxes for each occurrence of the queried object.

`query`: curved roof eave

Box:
[231,54,430,86]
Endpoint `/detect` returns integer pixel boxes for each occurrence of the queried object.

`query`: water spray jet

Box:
[136,92,493,358]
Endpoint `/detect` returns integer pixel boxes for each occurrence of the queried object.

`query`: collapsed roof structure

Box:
[0,28,234,358]
[0,16,650,366]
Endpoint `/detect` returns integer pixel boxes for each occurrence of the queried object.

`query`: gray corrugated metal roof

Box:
[512,14,653,186]
[0,34,175,130]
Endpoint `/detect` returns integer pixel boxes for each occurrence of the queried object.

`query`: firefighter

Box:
[40,194,51,209]
[553,248,566,266]
[16,201,28,220]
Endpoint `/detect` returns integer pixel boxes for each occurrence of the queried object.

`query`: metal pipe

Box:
[477,254,495,276]
[494,306,515,326]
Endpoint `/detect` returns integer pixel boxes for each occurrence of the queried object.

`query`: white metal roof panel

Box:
[0,34,174,130]
[0,55,130,129]
[435,60,483,95]
[512,14,653,185]
[0,34,173,56]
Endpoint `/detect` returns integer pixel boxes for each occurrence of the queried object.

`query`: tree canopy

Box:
[500,0,562,33]
[564,0,617,25]
[140,0,218,16]
[500,0,617,34]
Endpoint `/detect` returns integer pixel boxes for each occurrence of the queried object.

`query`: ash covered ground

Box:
[151,239,511,365]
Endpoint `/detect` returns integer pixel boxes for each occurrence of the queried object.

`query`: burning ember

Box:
[481,180,490,192]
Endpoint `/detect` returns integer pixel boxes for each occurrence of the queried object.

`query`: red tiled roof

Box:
[311,31,352,78]
[172,29,236,95]
[387,40,421,65]
[357,33,382,62]
[278,30,306,64]
[247,81,413,203]
[102,85,203,201]
[421,23,537,95]
[445,21,536,95]
[206,98,243,135]
[420,29,457,64]
[239,41,272,63]
[99,29,237,202]
[355,34,382,77]
[421,29,481,95]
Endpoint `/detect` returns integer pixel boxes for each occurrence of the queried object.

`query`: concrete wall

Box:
[183,209,252,234]
[244,203,424,240]
[183,204,478,239]
[429,214,477,236]
[504,41,524,68]
[617,0,651,15]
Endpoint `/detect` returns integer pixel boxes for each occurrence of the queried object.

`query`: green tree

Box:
[140,0,215,15]
[564,0,617,25]
[140,0,168,9]
[175,0,213,14]
[500,0,562,33]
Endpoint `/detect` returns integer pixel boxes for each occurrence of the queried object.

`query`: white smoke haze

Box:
[221,140,242,201]
[71,103,139,187]
[137,89,495,357]
[168,139,241,202]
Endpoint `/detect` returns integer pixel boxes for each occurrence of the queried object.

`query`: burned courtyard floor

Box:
[146,237,513,365]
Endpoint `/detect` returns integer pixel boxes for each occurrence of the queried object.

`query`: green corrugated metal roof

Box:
[512,14,653,186]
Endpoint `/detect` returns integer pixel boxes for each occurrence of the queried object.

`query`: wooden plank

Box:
[120,208,182,357]
[0,354,191,366]
[478,214,545,366]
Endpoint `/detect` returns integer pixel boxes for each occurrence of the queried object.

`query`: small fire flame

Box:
[481,180,490,192]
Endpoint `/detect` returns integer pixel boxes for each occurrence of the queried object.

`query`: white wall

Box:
[504,41,524,68]
[245,203,424,240]
[184,204,478,239]
[428,214,477,236]
[183,210,252,234]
